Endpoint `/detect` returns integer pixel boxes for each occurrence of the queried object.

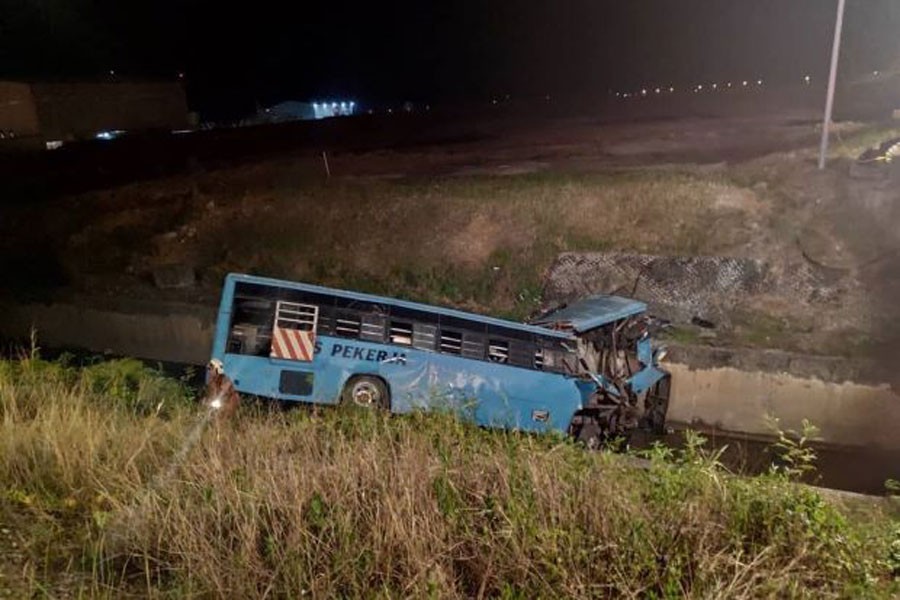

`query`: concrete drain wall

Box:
[0,299,214,365]
[0,299,897,451]
[666,362,899,450]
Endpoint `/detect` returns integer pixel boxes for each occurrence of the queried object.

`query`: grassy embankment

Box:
[64,151,885,351]
[1,355,898,598]
[63,168,759,322]
[212,171,760,320]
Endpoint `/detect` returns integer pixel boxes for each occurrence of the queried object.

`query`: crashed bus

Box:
[210,273,671,444]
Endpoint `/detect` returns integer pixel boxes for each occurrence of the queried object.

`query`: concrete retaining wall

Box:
[666,362,900,450]
[1,299,897,450]
[0,300,213,365]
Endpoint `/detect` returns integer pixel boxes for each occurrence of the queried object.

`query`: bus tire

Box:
[341,375,390,410]
[643,374,671,435]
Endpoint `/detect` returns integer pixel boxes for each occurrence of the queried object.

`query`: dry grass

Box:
[827,125,900,160]
[1,356,898,598]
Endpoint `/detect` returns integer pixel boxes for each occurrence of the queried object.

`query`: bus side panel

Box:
[324,338,584,436]
[396,354,583,435]
[221,336,424,405]
[317,336,428,405]
[218,354,318,400]
[216,327,582,435]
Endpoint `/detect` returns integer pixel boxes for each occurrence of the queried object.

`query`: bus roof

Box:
[226,273,574,340]
[529,295,646,333]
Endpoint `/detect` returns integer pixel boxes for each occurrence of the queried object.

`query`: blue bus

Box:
[210,273,671,444]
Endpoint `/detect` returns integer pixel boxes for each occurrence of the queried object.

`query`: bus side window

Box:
[534,348,544,370]
[508,341,538,368]
[228,297,275,357]
[439,329,463,354]
[461,332,486,359]
[413,323,437,351]
[316,307,335,336]
[539,339,578,375]
[359,313,386,342]
[487,339,509,363]
[389,320,413,345]
[335,310,363,338]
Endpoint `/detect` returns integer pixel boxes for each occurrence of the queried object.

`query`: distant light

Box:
[756,79,763,85]
[742,80,748,86]
[544,94,550,101]
[697,84,703,91]
[641,88,647,95]
[109,69,115,76]
[623,93,630,98]
[177,72,185,79]
[712,83,718,90]
[726,82,732,88]
[388,108,393,113]
[873,70,880,77]
[615,92,621,98]
[668,86,674,93]
[654,87,660,94]
[349,101,355,108]
[492,98,497,105]
[332,102,337,108]
[95,130,124,141]
[803,75,811,84]
[45,140,64,150]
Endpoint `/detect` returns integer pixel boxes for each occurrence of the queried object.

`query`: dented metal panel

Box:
[530,294,647,333]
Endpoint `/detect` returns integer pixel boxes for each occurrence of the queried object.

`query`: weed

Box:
[766,417,820,482]
[0,357,897,598]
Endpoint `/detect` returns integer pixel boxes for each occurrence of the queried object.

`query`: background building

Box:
[0,81,189,144]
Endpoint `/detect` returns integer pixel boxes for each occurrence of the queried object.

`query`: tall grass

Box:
[1,357,898,598]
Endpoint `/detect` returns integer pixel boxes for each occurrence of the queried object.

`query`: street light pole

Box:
[818,0,847,170]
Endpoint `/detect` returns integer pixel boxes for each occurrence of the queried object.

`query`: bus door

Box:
[269,300,319,397]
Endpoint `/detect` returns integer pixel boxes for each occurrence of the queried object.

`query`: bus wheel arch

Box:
[341,374,391,410]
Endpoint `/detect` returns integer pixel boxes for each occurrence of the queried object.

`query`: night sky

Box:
[1,0,898,117]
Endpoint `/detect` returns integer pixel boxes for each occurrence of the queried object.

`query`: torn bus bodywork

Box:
[530,295,671,445]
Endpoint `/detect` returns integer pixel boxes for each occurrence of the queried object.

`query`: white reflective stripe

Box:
[271,326,315,361]
[286,328,305,359]
[298,331,315,358]
[271,327,291,358]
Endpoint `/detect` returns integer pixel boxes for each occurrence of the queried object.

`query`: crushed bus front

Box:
[530,295,671,445]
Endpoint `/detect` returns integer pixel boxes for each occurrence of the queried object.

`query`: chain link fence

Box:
[543,252,848,325]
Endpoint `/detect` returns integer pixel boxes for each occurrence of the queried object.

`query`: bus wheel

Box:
[342,376,390,410]
[573,419,603,450]
[642,374,671,435]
